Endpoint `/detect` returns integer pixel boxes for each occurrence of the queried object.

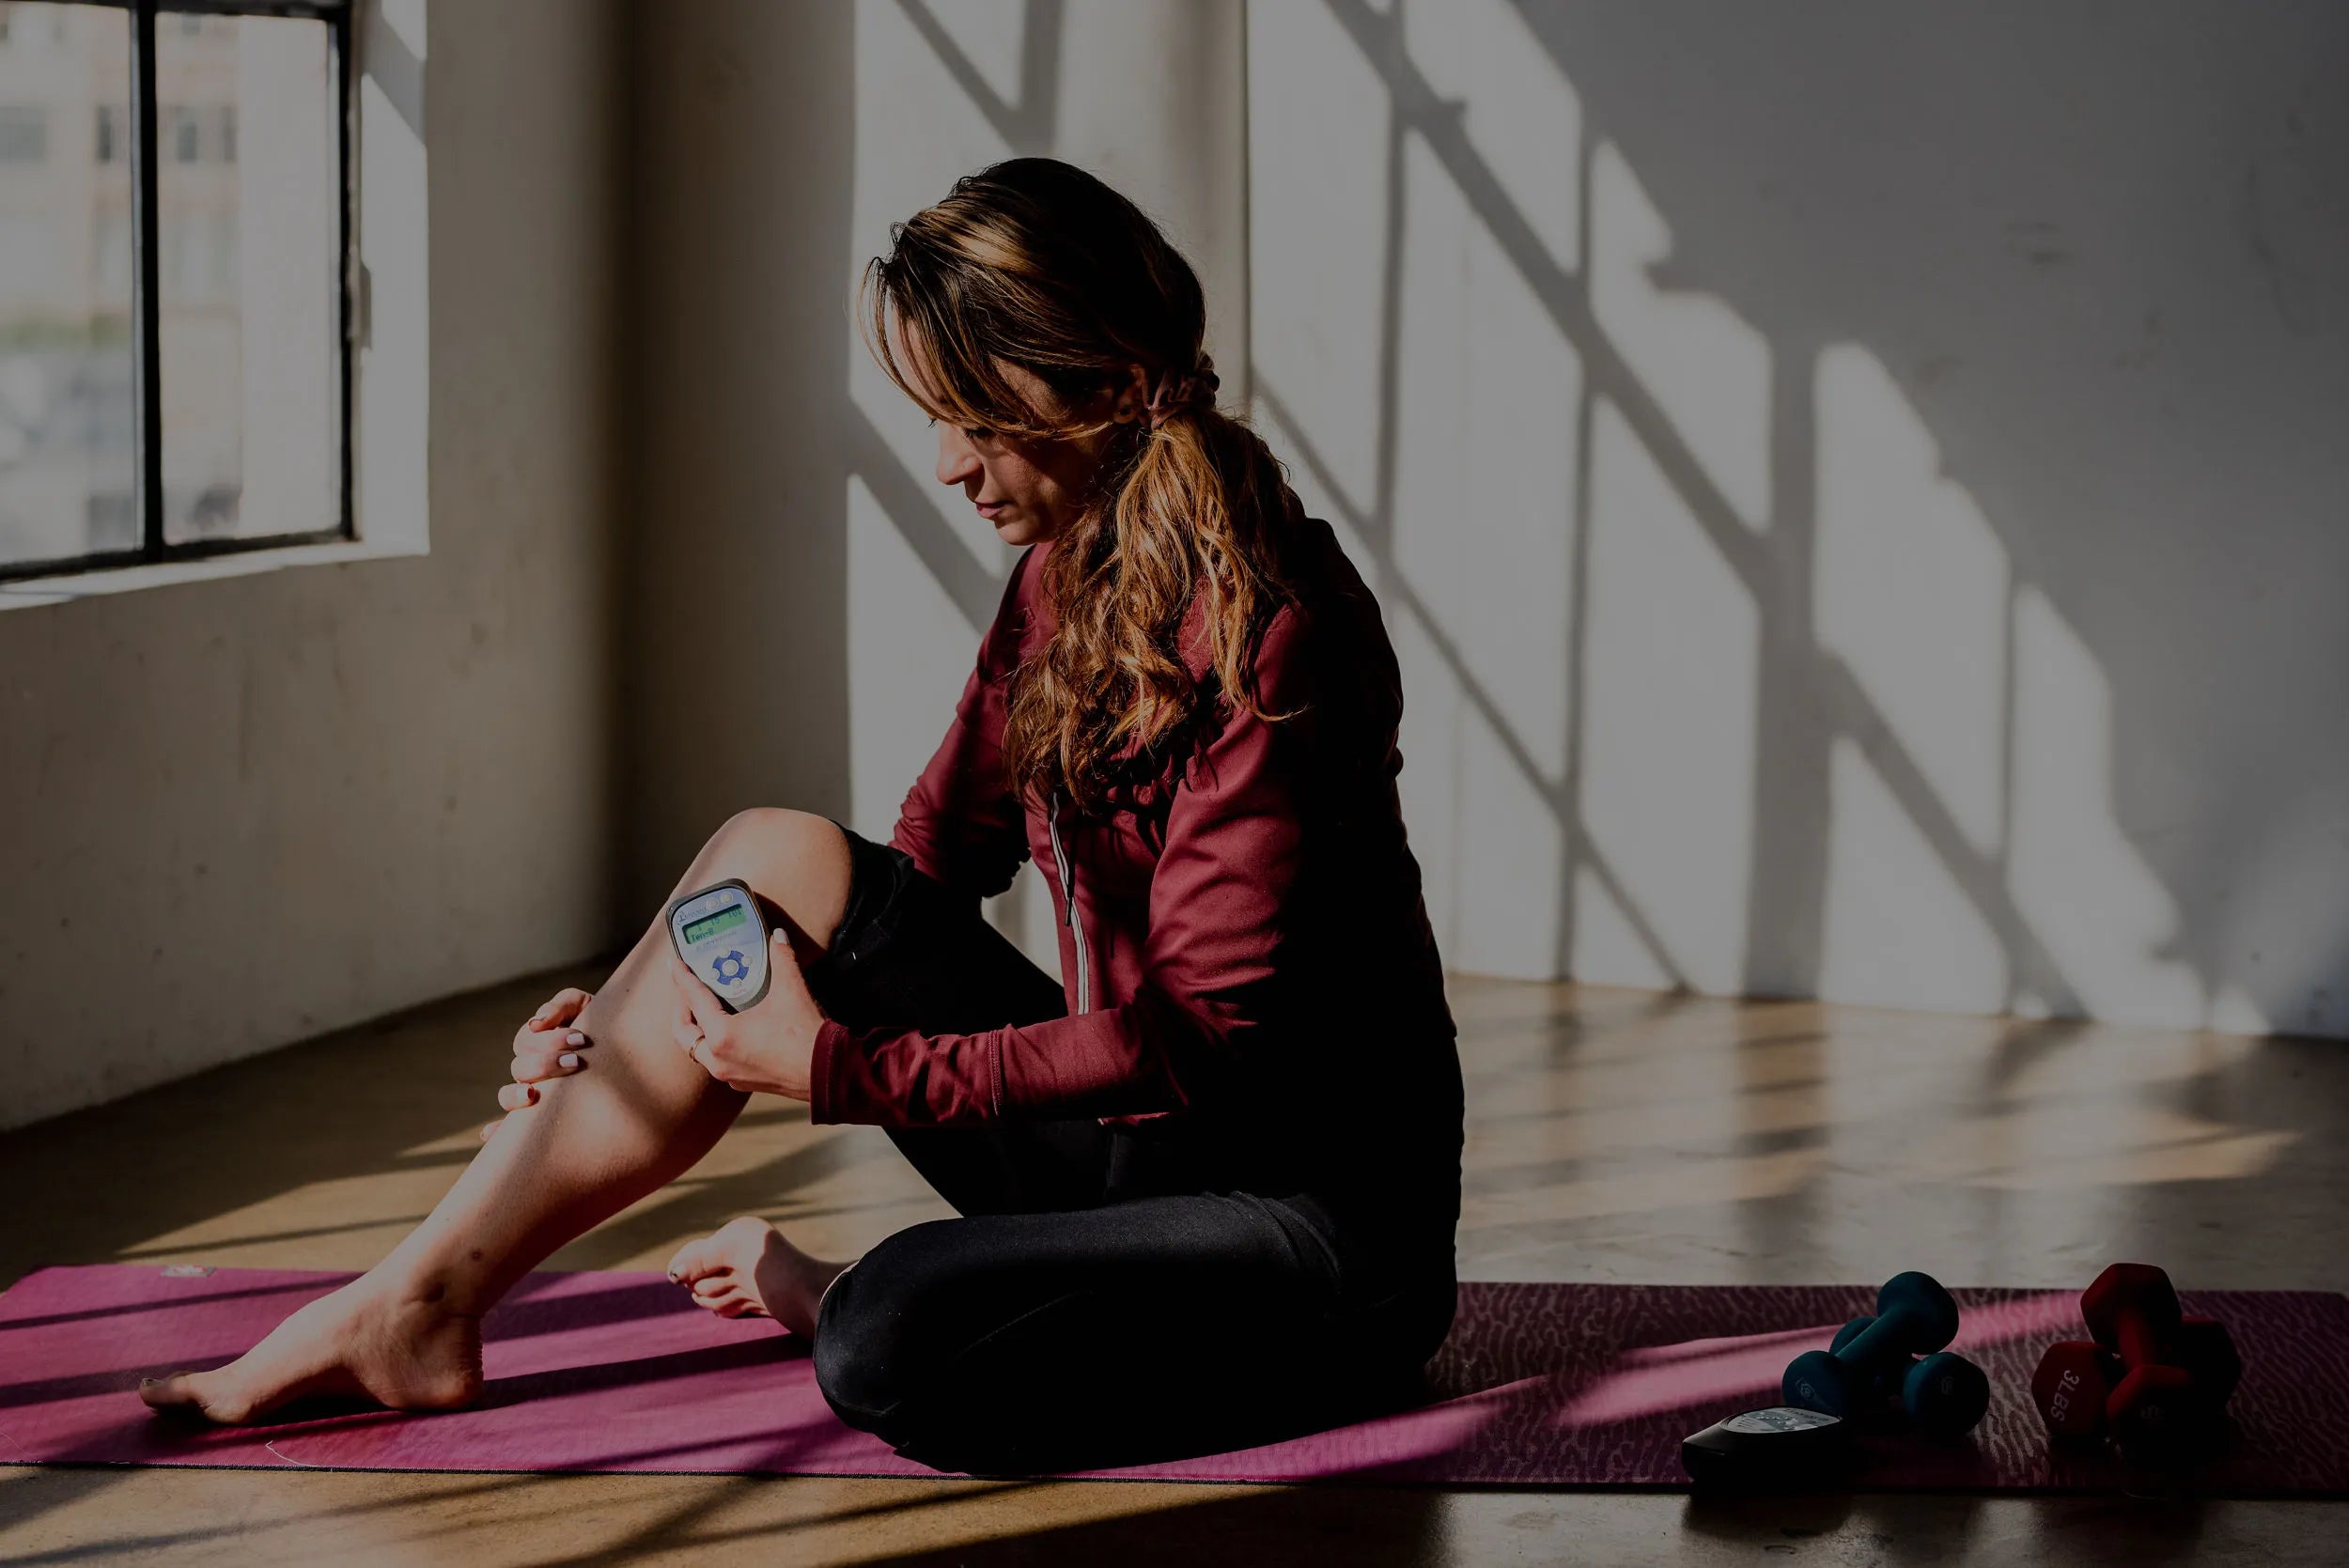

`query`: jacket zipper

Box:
[1048,787,1092,1014]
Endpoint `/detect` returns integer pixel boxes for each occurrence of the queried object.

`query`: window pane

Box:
[0,4,133,570]
[157,10,339,547]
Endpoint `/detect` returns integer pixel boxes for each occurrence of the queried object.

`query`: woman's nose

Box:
[935,427,982,488]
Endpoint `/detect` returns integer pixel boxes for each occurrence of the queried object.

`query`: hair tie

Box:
[1141,355,1220,430]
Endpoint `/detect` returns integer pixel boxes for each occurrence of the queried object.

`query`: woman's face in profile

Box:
[932,416,1103,549]
[900,334,1130,548]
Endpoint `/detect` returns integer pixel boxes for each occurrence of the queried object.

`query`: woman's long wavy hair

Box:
[862,158,1300,817]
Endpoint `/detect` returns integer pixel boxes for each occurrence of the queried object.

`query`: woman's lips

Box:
[975,500,1009,520]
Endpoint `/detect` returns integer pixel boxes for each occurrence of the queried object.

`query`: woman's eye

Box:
[963,427,992,442]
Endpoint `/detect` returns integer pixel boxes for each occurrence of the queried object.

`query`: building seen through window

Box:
[0,0,348,580]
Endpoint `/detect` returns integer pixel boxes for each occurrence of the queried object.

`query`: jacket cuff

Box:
[807,1017,857,1125]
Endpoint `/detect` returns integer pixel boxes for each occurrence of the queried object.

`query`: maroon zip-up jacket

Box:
[809,499,1462,1228]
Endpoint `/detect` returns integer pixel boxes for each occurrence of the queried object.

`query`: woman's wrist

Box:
[805,1017,853,1122]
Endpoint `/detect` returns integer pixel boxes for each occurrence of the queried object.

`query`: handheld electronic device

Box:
[1680,1405,1852,1490]
[667,879,772,1013]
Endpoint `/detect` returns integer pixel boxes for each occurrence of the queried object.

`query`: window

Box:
[0,104,46,161]
[0,0,351,582]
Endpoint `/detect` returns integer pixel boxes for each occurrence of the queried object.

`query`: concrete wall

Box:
[614,0,857,923]
[1250,0,2349,1036]
[13,0,2337,1135]
[0,0,625,1127]
[622,0,1246,972]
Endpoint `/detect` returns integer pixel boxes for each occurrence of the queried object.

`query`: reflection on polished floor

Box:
[3,970,2343,1564]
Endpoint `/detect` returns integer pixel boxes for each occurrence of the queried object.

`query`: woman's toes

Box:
[706,1279,770,1319]
[684,1277,738,1317]
[139,1371,247,1423]
[669,1217,777,1286]
[670,1218,799,1318]
[665,1234,728,1286]
[138,1373,199,1412]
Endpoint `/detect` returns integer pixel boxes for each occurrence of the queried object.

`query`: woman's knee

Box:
[691,808,852,954]
[811,1238,926,1434]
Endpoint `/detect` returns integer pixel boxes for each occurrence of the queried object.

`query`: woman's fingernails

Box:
[558,1053,580,1069]
[565,1031,586,1046]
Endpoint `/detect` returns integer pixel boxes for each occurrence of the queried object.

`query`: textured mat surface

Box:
[4,1265,2344,1492]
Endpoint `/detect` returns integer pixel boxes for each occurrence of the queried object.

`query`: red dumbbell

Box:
[2082,1264,2239,1452]
[2171,1314,2243,1412]
[2031,1269,2243,1448]
[2030,1340,2122,1438]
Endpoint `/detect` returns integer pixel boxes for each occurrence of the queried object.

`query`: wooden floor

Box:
[4,970,2344,1564]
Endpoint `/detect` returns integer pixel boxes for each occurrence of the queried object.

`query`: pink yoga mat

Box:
[3,1265,2344,1491]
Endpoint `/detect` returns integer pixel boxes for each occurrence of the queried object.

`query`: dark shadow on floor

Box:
[0,966,612,1291]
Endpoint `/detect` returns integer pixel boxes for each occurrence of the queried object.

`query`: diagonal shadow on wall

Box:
[1299,0,2084,1015]
[894,0,1065,157]
[1502,0,2349,1039]
[846,406,1003,632]
[855,0,2275,1040]
[1258,380,1688,988]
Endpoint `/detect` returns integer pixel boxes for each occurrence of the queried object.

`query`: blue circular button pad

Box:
[668,883,770,1013]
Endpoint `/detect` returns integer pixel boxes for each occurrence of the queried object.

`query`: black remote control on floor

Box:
[1681,1405,1853,1490]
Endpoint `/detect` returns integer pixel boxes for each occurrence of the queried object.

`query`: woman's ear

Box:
[1110,365,1147,426]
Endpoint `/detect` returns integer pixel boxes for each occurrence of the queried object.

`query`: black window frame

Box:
[0,0,356,584]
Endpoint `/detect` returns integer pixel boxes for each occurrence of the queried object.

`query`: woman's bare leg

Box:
[140,809,854,1423]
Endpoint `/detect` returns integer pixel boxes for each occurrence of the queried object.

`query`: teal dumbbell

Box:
[1900,1349,1990,1437]
[1785,1273,1986,1437]
[1825,1313,1991,1436]
[1828,1316,1906,1422]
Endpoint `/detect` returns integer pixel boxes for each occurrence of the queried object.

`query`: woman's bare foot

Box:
[138,1277,483,1425]
[666,1216,846,1339]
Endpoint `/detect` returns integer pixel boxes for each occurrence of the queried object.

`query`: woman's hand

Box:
[668,929,824,1100]
[480,987,594,1141]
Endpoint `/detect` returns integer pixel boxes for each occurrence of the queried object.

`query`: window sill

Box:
[0,535,428,613]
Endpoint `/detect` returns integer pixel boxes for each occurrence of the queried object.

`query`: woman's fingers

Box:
[667,956,719,1034]
[511,1030,589,1084]
[533,987,594,1026]
[483,986,584,1135]
[667,982,703,1058]
[677,1024,723,1082]
[667,957,721,1075]
[512,989,594,1053]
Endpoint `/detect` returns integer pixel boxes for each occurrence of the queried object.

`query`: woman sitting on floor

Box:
[144,157,1465,1473]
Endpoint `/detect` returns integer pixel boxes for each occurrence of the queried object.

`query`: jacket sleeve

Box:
[885,551,1035,903]
[810,603,1316,1126]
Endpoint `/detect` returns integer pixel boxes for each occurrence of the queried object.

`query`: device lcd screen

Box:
[682,904,750,946]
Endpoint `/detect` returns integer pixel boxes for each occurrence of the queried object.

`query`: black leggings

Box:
[798,825,1455,1474]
